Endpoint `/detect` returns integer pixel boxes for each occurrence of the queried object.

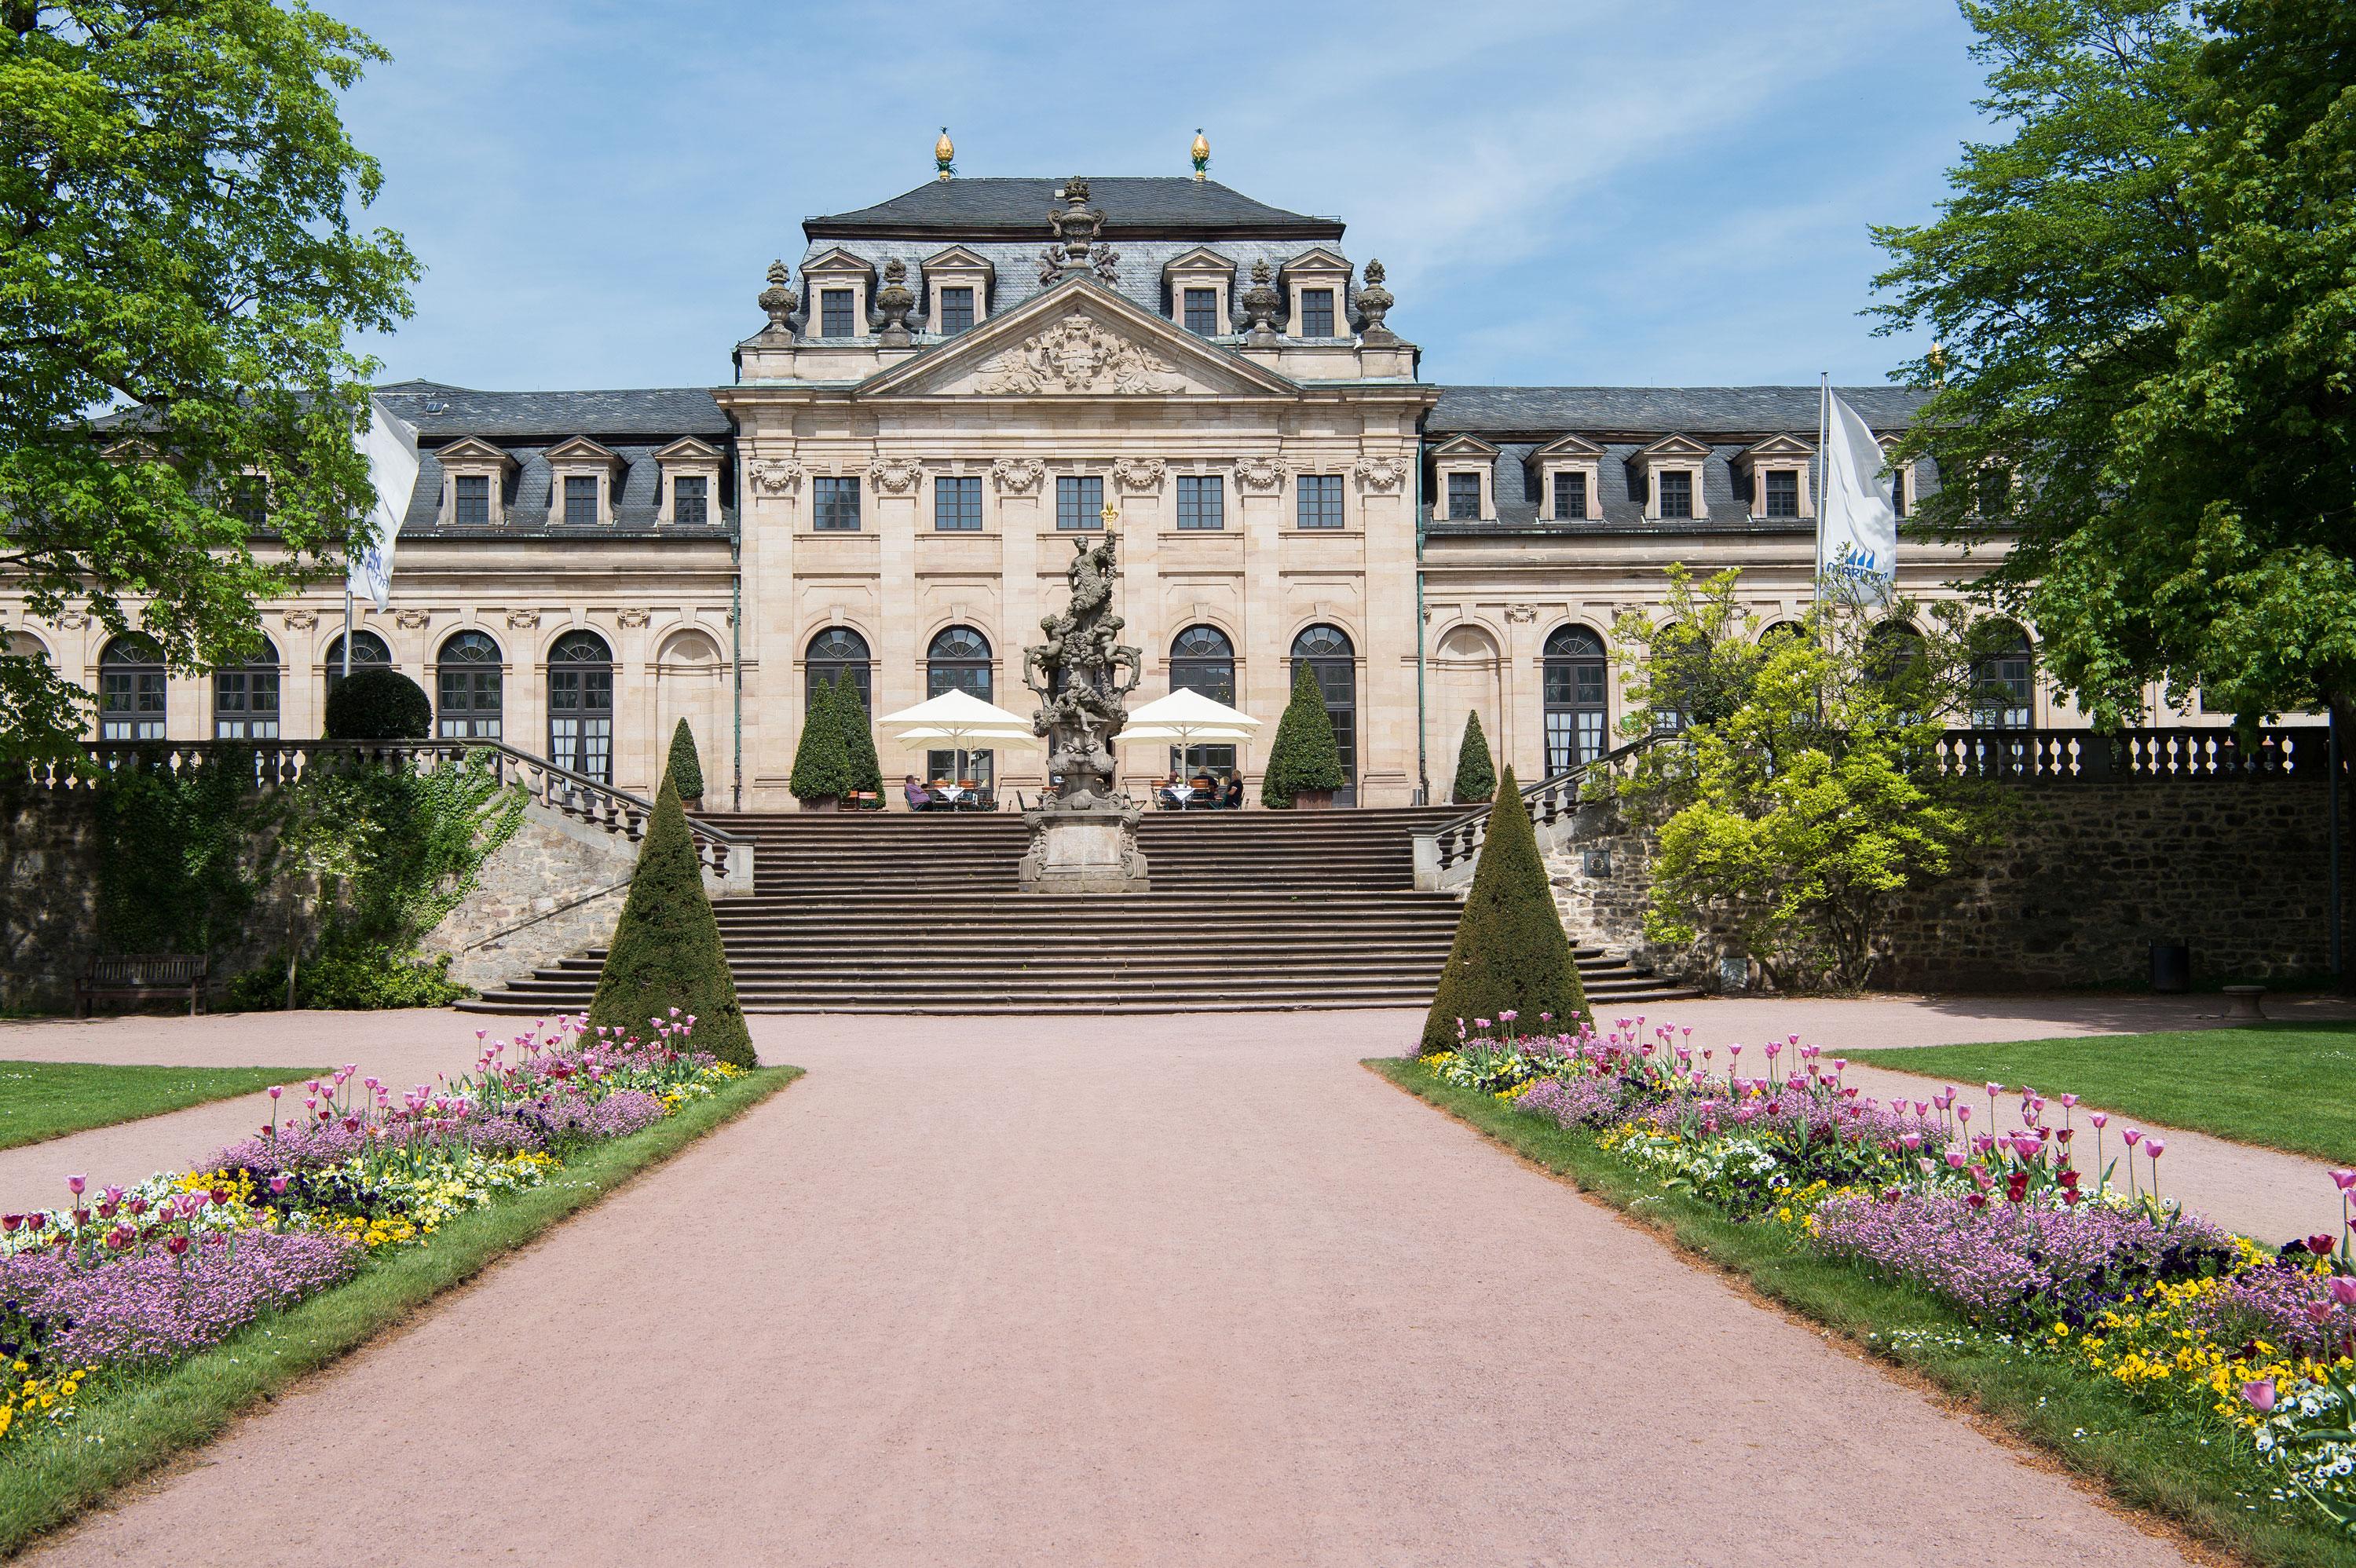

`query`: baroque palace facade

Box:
[3,171,2095,808]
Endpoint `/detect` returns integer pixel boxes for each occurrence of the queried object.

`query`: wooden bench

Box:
[75,954,208,1018]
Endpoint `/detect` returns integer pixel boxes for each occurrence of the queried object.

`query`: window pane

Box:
[1057,475,1103,531]
[1183,288,1218,334]
[821,288,855,338]
[1891,463,1908,517]
[454,474,490,524]
[1447,472,1481,521]
[814,476,861,531]
[1552,471,1586,520]
[1659,470,1692,518]
[673,475,708,524]
[939,287,975,334]
[1765,470,1798,518]
[935,474,982,531]
[1296,473,1344,530]
[1176,474,1224,531]
[1301,287,1334,338]
[564,474,599,525]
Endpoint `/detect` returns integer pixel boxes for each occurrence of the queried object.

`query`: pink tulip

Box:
[2329,1277,2356,1307]
[2123,1129,2142,1148]
[2145,1139,2164,1159]
[1945,1151,1966,1170]
[2061,1094,2078,1109]
[2333,1169,2356,1193]
[65,1175,86,1197]
[2091,1112,2109,1129]
[2243,1379,2277,1413]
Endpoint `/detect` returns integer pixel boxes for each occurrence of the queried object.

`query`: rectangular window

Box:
[1297,473,1344,530]
[564,475,600,526]
[813,475,862,531]
[1764,470,1798,518]
[821,288,855,338]
[214,669,280,740]
[453,474,490,525]
[1057,474,1103,531]
[227,477,268,528]
[1658,470,1693,518]
[1890,462,1908,517]
[99,671,166,741]
[672,475,708,525]
[1176,473,1224,531]
[1183,287,1219,335]
[1551,471,1586,521]
[1300,287,1335,338]
[938,286,975,334]
[1446,472,1482,521]
[935,474,982,532]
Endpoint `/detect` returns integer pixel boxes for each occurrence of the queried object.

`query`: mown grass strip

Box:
[1368,1056,2343,1568]
[0,1064,799,1557]
[0,1062,327,1153]
[1849,1024,2356,1167]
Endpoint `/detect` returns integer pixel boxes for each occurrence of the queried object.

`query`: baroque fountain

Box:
[1019,528,1150,892]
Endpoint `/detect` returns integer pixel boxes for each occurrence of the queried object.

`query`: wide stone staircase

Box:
[461,808,1696,1014]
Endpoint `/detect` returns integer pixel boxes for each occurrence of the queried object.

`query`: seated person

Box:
[1220,771,1244,810]
[1156,771,1192,810]
[902,773,943,812]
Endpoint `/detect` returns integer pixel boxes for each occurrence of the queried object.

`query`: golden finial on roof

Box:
[935,127,955,180]
[1191,129,1209,181]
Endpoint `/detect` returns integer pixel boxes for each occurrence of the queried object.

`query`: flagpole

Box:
[1813,372,1830,609]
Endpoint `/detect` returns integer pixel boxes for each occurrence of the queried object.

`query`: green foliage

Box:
[225,941,465,1011]
[90,751,272,956]
[0,2,419,759]
[1422,766,1588,1052]
[587,773,752,1067]
[323,667,430,740]
[1451,709,1496,803]
[788,678,854,802]
[666,718,705,800]
[1873,0,2356,725]
[827,673,883,795]
[1260,660,1346,807]
[1614,569,2007,992]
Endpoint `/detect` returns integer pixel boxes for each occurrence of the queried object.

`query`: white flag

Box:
[1819,390,1898,602]
[347,396,419,613]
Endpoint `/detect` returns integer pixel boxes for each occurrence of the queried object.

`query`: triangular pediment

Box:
[921,243,993,275]
[858,279,1297,400]
[1282,245,1352,276]
[652,436,722,462]
[1429,433,1499,459]
[1162,245,1235,277]
[1636,433,1711,460]
[1739,432,1815,462]
[434,435,514,468]
[801,246,874,278]
[1533,432,1605,459]
[545,435,621,466]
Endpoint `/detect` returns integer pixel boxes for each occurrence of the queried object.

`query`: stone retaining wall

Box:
[415,801,635,992]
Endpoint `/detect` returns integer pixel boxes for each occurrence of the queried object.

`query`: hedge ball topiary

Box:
[324,667,432,740]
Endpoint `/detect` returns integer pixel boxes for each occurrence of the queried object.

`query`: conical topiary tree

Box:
[1421,764,1587,1053]
[587,772,753,1067]
[1260,660,1346,807]
[666,718,705,802]
[788,681,854,803]
[1451,709,1495,804]
[831,674,884,796]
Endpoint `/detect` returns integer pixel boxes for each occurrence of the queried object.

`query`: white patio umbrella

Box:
[1118,687,1263,749]
[876,689,1037,782]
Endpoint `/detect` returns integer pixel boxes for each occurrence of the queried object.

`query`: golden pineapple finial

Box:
[935,127,955,180]
[1191,129,1209,181]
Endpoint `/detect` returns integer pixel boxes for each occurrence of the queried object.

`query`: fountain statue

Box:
[1019,529,1150,892]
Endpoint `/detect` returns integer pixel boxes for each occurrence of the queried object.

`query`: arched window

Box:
[436,630,503,739]
[3,630,47,664]
[547,630,613,783]
[925,625,993,786]
[213,635,281,739]
[1289,623,1356,803]
[1970,621,2034,729]
[1542,625,1608,773]
[1169,624,1238,777]
[1758,620,1806,645]
[806,627,871,713]
[1865,618,1925,685]
[323,629,392,701]
[99,633,166,740]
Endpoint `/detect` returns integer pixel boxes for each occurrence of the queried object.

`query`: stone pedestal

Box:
[1019,803,1149,894]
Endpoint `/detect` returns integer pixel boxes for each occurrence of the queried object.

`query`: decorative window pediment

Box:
[802,247,876,340]
[546,436,623,527]
[921,244,995,334]
[1631,434,1709,521]
[1531,433,1604,521]
[434,437,514,527]
[1430,433,1498,521]
[1734,433,1816,521]
[1162,246,1238,336]
[1429,433,1499,459]
[652,436,723,528]
[1279,247,1352,338]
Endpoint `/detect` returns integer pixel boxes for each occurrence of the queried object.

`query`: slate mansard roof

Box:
[806,178,1344,241]
[373,383,735,539]
[1427,386,1936,535]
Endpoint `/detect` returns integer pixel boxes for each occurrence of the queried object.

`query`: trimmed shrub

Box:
[323,667,430,740]
[1260,660,1345,807]
[1421,765,1588,1052]
[787,680,854,801]
[1451,709,1496,804]
[587,773,753,1067]
[667,718,705,801]
[830,674,883,795]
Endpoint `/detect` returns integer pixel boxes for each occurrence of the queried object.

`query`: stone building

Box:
[2,168,2168,808]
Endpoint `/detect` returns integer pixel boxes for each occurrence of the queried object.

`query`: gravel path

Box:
[27,1006,2211,1567]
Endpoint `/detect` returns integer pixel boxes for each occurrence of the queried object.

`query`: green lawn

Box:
[0,1064,800,1555]
[1369,1058,2347,1568]
[1847,1022,2356,1166]
[0,1061,327,1152]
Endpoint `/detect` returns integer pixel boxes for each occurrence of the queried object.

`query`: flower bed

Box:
[1,1012,736,1449]
[1416,1011,2356,1543]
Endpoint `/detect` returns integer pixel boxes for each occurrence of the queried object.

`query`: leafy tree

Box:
[1450,710,1495,804]
[0,2,419,758]
[666,718,705,802]
[1873,0,2356,730]
[829,674,883,795]
[1421,766,1588,1052]
[1260,660,1345,807]
[587,772,752,1067]
[323,667,429,740]
[787,682,853,802]
[1615,572,2006,992]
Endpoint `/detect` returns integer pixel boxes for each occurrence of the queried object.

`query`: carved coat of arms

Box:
[975,318,1184,396]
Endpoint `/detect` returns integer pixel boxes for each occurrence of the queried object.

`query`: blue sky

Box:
[336,0,1989,393]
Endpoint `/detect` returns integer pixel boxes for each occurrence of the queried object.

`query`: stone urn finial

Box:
[1242,258,1281,345]
[758,260,797,332]
[1049,177,1105,280]
[1357,258,1396,345]
[876,257,915,347]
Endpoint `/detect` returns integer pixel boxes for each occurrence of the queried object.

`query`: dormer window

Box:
[1163,247,1237,336]
[1429,433,1498,522]
[1764,470,1798,517]
[1300,288,1335,338]
[652,436,724,528]
[1551,472,1586,521]
[1533,433,1604,521]
[799,247,876,342]
[1658,471,1694,518]
[672,476,708,524]
[820,290,855,338]
[1633,433,1711,523]
[433,436,514,527]
[544,436,622,528]
[1447,473,1481,520]
[1183,288,1219,335]
[1888,453,1911,517]
[1279,247,1352,340]
[920,245,993,337]
[454,475,490,525]
[227,475,269,528]
[1733,434,1815,523]
[938,287,975,334]
[564,476,598,525]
